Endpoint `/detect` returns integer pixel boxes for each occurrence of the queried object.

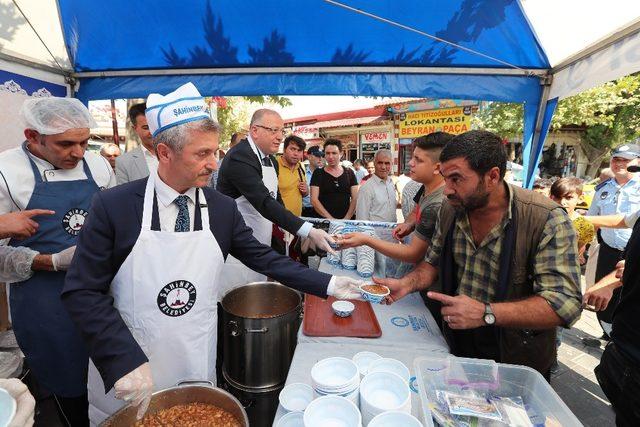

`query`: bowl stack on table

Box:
[275,348,426,427]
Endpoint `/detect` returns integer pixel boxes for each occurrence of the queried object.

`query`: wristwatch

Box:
[483,303,496,325]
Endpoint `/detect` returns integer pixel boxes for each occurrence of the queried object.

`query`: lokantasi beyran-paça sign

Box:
[398,106,473,137]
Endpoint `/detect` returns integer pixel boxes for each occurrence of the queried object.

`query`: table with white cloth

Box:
[272,258,449,426]
[272,342,435,426]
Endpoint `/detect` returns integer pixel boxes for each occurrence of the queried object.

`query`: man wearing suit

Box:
[115,103,157,184]
[62,83,361,425]
[217,109,336,294]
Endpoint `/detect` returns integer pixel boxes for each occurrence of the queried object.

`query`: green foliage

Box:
[473,74,640,161]
[212,96,292,148]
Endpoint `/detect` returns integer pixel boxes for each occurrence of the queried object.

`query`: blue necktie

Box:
[174,195,190,232]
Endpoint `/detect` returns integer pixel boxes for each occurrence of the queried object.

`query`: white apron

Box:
[218,140,278,298]
[87,173,224,425]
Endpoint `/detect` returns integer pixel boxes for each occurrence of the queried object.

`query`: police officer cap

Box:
[20,97,97,135]
[307,146,324,157]
[611,143,640,160]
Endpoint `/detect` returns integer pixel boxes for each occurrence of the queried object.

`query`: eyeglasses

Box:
[254,124,286,136]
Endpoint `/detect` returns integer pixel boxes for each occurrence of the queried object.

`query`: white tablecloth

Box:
[298,260,449,353]
[272,342,435,426]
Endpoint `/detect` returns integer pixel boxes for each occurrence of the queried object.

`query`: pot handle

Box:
[176,380,215,387]
[229,321,268,336]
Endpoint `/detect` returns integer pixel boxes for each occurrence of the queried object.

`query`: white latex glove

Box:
[114,362,154,420]
[0,378,35,427]
[308,228,337,254]
[328,276,364,300]
[51,245,76,271]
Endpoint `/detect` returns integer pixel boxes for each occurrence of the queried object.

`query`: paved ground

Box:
[551,309,615,426]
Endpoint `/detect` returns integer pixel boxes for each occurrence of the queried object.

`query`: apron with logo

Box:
[87,173,223,425]
[8,144,98,397]
[218,140,278,298]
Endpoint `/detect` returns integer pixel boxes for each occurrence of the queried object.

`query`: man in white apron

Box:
[62,83,362,425]
[217,109,337,296]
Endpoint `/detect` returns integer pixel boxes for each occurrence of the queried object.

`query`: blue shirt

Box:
[588,175,640,250]
[302,166,314,208]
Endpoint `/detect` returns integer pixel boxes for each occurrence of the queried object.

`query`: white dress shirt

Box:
[143,146,159,174]
[153,170,198,232]
[356,174,398,223]
[0,144,116,215]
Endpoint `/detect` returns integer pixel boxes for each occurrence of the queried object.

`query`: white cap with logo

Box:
[145,82,209,137]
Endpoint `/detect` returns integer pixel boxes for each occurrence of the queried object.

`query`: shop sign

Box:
[361,142,391,152]
[360,131,392,144]
[398,106,472,137]
[292,126,319,139]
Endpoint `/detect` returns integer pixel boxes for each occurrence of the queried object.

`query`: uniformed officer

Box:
[587,142,640,337]
[0,97,115,426]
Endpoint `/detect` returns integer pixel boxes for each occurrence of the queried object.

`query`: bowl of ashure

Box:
[100,383,249,427]
[359,283,390,304]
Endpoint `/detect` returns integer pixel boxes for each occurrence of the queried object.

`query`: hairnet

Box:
[20,97,98,135]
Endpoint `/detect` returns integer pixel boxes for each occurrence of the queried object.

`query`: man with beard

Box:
[375,130,582,379]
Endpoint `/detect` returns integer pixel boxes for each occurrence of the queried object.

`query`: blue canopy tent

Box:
[2,0,640,185]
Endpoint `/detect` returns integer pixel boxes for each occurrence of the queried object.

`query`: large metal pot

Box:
[221,282,302,390]
[100,382,249,426]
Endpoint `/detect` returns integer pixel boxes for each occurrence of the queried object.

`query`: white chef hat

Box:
[145,83,210,137]
[20,97,97,135]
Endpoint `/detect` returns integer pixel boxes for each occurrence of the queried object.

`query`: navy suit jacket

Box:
[62,178,331,392]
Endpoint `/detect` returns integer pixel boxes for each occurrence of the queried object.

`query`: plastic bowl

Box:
[332,300,355,318]
[303,395,362,427]
[352,351,382,377]
[368,411,423,427]
[358,283,390,304]
[367,358,411,382]
[276,410,304,427]
[360,371,411,413]
[279,383,314,412]
[311,357,360,391]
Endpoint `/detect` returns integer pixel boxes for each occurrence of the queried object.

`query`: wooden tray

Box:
[302,295,382,338]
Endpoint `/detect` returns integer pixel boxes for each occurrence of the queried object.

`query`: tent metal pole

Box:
[525,76,553,187]
[73,66,547,78]
[0,52,70,77]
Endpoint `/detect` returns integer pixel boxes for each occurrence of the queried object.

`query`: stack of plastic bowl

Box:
[276,410,305,427]
[360,371,411,425]
[310,357,360,406]
[340,225,358,270]
[279,383,314,412]
[368,411,423,427]
[352,351,382,378]
[367,358,411,384]
[356,225,376,278]
[327,221,344,266]
[303,395,362,427]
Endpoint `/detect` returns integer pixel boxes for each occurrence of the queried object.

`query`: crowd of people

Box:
[1,83,639,426]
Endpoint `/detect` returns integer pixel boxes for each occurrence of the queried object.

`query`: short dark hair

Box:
[413,132,454,161]
[129,103,146,126]
[354,159,363,166]
[550,177,583,199]
[324,138,342,152]
[231,132,242,144]
[440,130,507,178]
[532,178,551,190]
[284,135,306,151]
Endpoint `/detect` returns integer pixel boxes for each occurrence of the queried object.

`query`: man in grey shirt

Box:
[115,103,157,185]
[341,132,453,325]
